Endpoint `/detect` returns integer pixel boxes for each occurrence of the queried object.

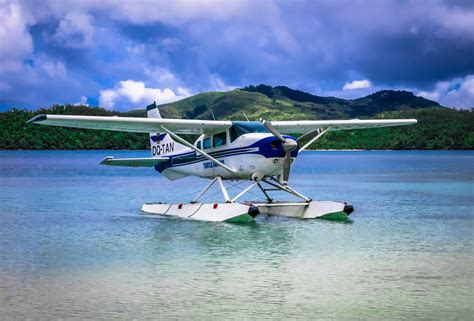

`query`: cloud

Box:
[52,12,95,48]
[417,75,474,108]
[99,80,192,109]
[343,79,372,90]
[144,67,177,85]
[73,96,88,106]
[34,54,67,78]
[1,0,474,110]
[0,1,34,74]
[209,74,237,92]
[93,0,251,25]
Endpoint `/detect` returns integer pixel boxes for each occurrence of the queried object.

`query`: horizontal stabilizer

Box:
[100,156,168,167]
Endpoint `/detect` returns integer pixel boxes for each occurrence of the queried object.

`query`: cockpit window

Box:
[203,137,211,149]
[213,132,226,147]
[230,121,269,142]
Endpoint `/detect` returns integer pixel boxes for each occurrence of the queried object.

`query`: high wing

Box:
[270,119,417,134]
[27,114,416,135]
[27,114,232,134]
[100,156,168,167]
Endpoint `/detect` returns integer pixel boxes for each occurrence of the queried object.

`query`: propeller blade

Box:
[260,118,298,185]
[282,151,292,185]
[260,119,285,142]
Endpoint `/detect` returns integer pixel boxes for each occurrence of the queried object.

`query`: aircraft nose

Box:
[268,137,299,153]
[282,138,298,152]
[269,138,281,149]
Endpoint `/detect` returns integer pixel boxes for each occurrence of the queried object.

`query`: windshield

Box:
[230,121,269,142]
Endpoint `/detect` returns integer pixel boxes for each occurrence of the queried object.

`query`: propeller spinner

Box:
[260,119,298,185]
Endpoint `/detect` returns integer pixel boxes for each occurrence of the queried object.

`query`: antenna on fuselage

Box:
[243,112,250,121]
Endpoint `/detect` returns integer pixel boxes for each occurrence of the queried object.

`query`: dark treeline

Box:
[1,106,149,150]
[316,108,474,150]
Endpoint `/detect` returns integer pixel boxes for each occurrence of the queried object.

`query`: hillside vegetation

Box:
[1,106,149,150]
[1,85,473,150]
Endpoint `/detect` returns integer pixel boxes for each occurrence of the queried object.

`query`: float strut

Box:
[231,181,259,203]
[192,177,218,203]
[261,177,311,202]
[257,182,273,202]
[217,176,231,203]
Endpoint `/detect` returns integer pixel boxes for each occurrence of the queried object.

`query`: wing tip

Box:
[26,114,47,124]
[100,156,114,165]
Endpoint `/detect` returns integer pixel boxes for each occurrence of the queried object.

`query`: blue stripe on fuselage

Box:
[154,136,298,173]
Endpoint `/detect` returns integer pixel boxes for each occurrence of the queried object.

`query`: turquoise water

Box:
[1,150,473,319]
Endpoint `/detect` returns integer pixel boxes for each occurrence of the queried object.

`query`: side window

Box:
[213,132,227,148]
[230,127,239,142]
[197,141,201,149]
[203,137,211,149]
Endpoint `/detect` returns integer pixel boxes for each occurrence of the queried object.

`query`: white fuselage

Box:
[155,132,298,181]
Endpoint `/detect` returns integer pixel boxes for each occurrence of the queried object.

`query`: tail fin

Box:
[146,102,189,157]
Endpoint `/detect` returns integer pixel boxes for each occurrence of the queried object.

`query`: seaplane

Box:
[27,101,417,223]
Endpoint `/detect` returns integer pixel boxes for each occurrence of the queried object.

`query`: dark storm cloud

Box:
[275,0,474,88]
[350,28,474,88]
[0,0,473,110]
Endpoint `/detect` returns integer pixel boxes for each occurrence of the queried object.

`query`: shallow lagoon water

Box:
[1,150,473,319]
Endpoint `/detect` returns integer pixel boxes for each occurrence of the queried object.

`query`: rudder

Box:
[146,102,189,157]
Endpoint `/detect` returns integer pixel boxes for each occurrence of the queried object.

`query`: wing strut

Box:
[160,126,238,175]
[298,127,331,152]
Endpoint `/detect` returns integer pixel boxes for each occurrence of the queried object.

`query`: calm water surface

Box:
[1,150,473,319]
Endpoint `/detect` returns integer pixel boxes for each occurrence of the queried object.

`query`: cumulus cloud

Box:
[99,80,192,109]
[417,75,474,109]
[343,79,372,90]
[73,96,88,106]
[52,12,95,48]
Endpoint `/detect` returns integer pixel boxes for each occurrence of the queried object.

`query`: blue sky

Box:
[0,0,473,111]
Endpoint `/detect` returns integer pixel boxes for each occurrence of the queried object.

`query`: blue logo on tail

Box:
[150,133,167,143]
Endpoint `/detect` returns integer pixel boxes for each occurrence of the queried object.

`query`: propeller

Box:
[260,119,298,185]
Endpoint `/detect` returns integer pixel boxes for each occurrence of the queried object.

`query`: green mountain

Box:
[243,84,440,118]
[1,86,473,150]
[149,85,441,121]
